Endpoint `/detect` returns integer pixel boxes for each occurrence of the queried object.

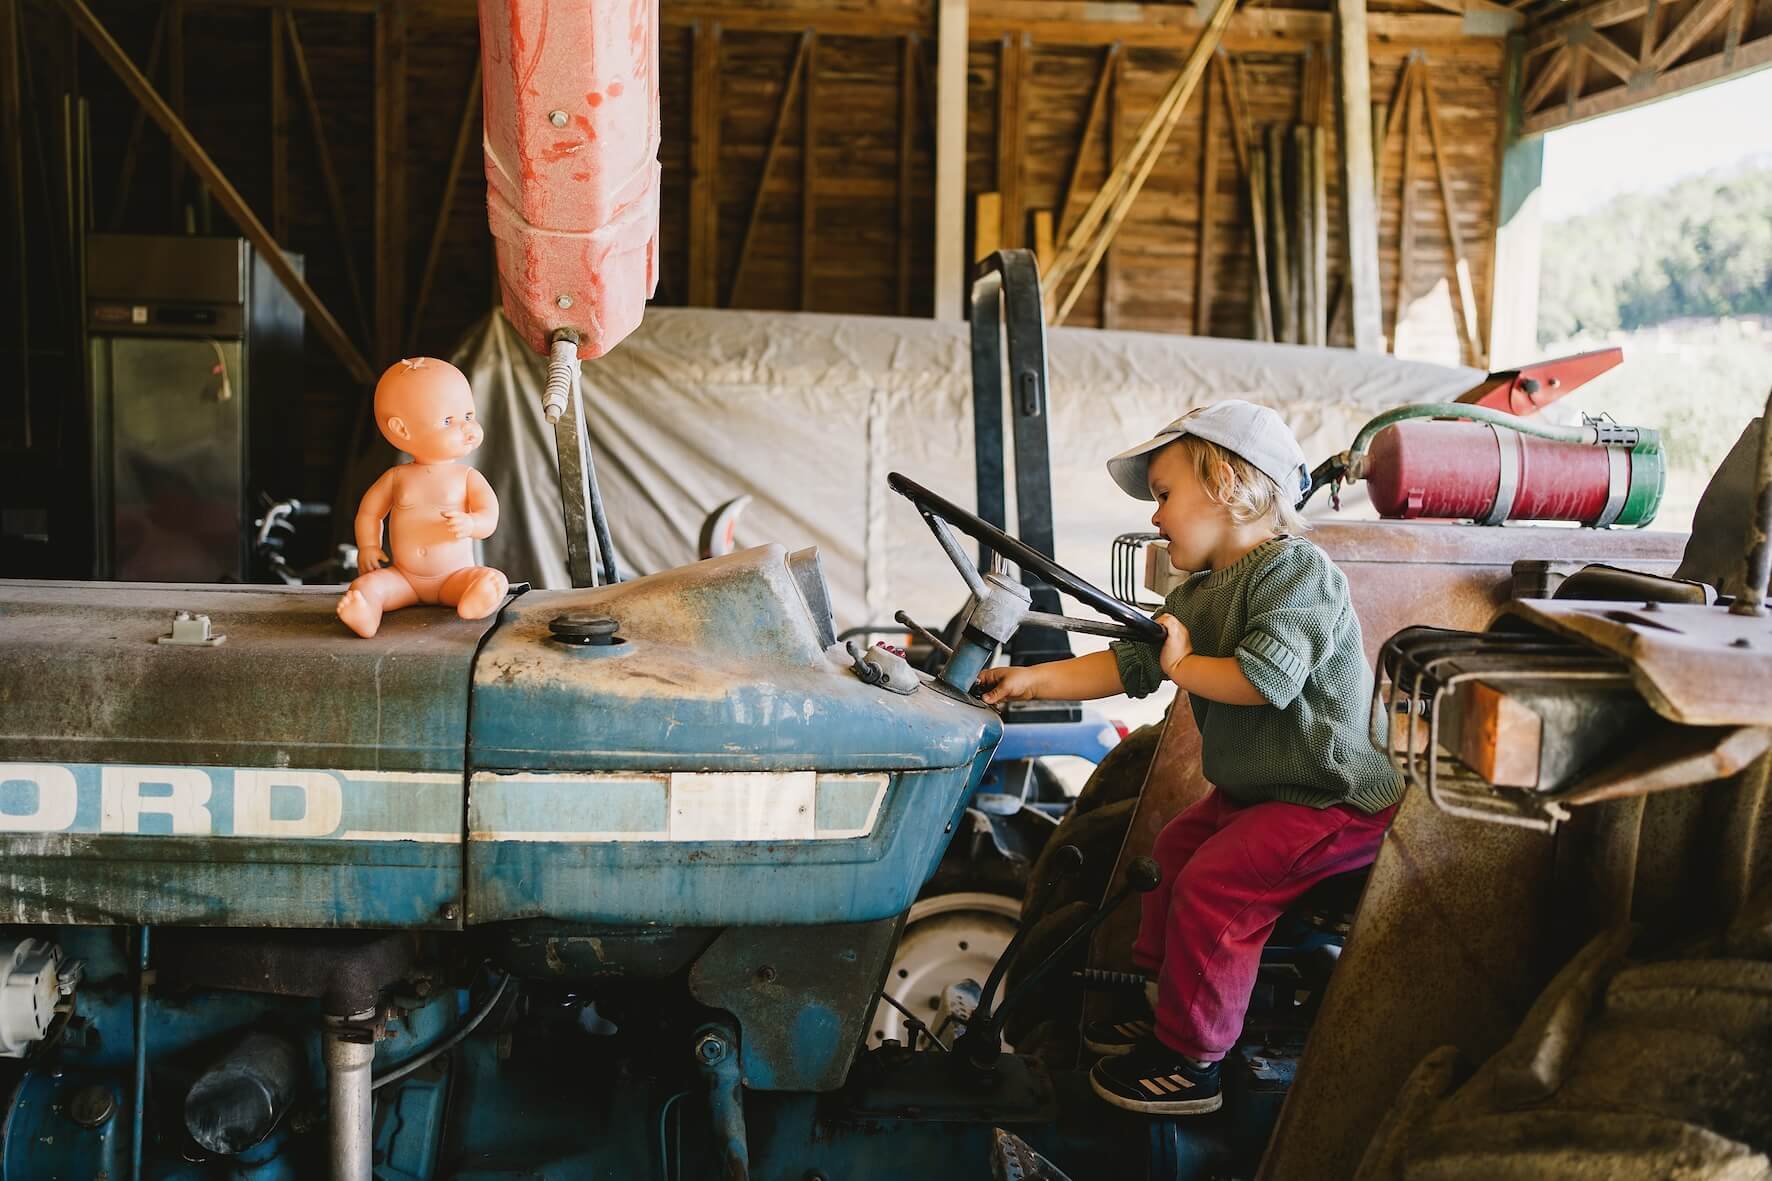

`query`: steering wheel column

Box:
[943,571,1033,692]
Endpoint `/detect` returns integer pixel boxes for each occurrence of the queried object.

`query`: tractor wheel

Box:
[1070,722,1162,817]
[868,891,1022,1050]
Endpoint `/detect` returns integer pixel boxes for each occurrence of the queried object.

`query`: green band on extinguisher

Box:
[1617,433,1666,528]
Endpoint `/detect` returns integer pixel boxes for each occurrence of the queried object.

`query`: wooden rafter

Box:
[1373,54,1418,196]
[688,20,721,307]
[728,31,810,308]
[406,62,480,354]
[1194,62,1219,336]
[1393,70,1420,351]
[1724,0,1753,61]
[1522,45,1570,108]
[1654,0,1734,68]
[1570,23,1638,80]
[285,9,373,352]
[106,4,165,230]
[1524,29,1772,130]
[1056,41,1120,245]
[1639,0,1662,65]
[1419,61,1484,365]
[63,0,373,384]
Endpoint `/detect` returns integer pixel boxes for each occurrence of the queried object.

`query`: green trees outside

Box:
[1539,164,1772,342]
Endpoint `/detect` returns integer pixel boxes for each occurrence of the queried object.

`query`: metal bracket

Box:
[156,611,226,647]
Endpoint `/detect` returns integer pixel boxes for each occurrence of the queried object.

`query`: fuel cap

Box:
[548,614,621,646]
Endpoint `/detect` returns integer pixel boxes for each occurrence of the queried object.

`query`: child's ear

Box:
[385,415,411,442]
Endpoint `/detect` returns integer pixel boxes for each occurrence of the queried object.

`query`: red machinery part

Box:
[479,0,661,359]
[1365,420,1628,525]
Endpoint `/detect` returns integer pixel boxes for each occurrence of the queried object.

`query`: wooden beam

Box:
[1267,124,1294,343]
[1393,68,1420,352]
[1570,23,1638,82]
[729,31,810,309]
[105,5,164,230]
[1310,123,1328,344]
[1522,45,1569,111]
[897,33,916,315]
[688,20,721,307]
[373,0,407,361]
[1103,48,1124,328]
[933,0,967,319]
[1419,61,1485,365]
[1530,0,1649,49]
[996,32,1027,249]
[63,0,373,384]
[1194,62,1219,336]
[270,4,288,244]
[802,33,818,310]
[406,62,480,354]
[1565,40,1587,113]
[167,0,184,216]
[1247,140,1275,341]
[1724,0,1753,62]
[974,191,1002,262]
[1057,41,1120,245]
[1033,208,1055,273]
[1638,0,1661,67]
[285,10,372,352]
[1214,52,1249,176]
[1048,0,1240,323]
[970,3,1492,50]
[1293,124,1313,344]
[1335,0,1383,352]
[663,3,927,35]
[1654,0,1733,68]
[1524,31,1772,131]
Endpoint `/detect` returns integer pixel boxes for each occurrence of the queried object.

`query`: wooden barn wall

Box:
[17,0,1505,516]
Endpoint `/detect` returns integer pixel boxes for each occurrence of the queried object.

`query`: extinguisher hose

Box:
[1346,403,1632,464]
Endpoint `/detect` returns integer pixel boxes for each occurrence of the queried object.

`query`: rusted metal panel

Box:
[0,581,488,928]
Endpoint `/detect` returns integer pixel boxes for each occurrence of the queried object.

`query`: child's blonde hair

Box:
[1168,435,1309,534]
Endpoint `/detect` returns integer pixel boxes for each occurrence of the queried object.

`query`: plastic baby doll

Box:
[335,357,509,638]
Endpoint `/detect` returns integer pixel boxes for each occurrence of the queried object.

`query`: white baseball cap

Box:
[1106,400,1310,505]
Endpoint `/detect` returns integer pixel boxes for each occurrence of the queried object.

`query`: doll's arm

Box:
[443,469,500,541]
[355,470,397,570]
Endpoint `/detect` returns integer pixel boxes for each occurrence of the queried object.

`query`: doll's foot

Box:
[336,587,383,638]
[455,569,509,621]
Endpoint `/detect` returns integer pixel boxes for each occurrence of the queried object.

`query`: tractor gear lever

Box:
[973,844,1082,1029]
[958,856,1162,1070]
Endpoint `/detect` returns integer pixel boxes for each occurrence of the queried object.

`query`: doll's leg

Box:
[440,565,509,621]
[336,568,419,638]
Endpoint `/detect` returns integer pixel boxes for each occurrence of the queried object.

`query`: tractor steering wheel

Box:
[888,472,1165,645]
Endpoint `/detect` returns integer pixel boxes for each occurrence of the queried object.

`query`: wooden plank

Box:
[1565,41,1587,113]
[1194,62,1218,336]
[1336,0,1383,352]
[1293,124,1314,344]
[1572,24,1638,81]
[64,0,373,384]
[1310,123,1328,345]
[1654,0,1734,68]
[933,0,967,319]
[970,3,1488,50]
[1530,0,1649,48]
[1419,61,1484,365]
[1393,68,1420,352]
[688,20,721,307]
[374,0,407,360]
[1056,41,1120,244]
[729,31,810,309]
[1523,31,1772,131]
[1724,0,1752,62]
[286,10,372,352]
[898,33,916,315]
[1214,52,1248,177]
[663,3,928,35]
[1267,124,1294,344]
[406,62,480,354]
[802,33,817,309]
[1522,45,1569,111]
[167,0,184,216]
[995,32,1026,249]
[1247,141,1275,341]
[1033,209,1055,272]
[1376,54,1418,196]
[1639,0,1661,67]
[1048,0,1240,322]
[106,6,165,230]
[1103,48,1124,328]
[270,4,287,244]
[974,191,1002,262]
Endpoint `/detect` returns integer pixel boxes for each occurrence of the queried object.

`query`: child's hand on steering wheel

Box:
[976,665,1041,706]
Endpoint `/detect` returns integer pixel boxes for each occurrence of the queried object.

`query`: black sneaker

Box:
[1089,1041,1222,1115]
[1081,1017,1155,1057]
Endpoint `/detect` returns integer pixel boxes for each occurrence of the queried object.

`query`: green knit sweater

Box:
[1110,536,1402,814]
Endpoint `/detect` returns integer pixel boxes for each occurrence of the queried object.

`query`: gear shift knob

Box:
[1126,856,1162,893]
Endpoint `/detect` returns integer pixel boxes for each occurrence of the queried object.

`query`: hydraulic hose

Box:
[1346,403,1642,469]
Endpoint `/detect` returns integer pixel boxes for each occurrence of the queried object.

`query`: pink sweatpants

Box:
[1131,789,1396,1062]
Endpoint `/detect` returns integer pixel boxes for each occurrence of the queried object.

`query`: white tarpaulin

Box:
[455,307,1480,636]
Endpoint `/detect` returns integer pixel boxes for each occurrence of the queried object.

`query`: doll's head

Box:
[374,358,482,464]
